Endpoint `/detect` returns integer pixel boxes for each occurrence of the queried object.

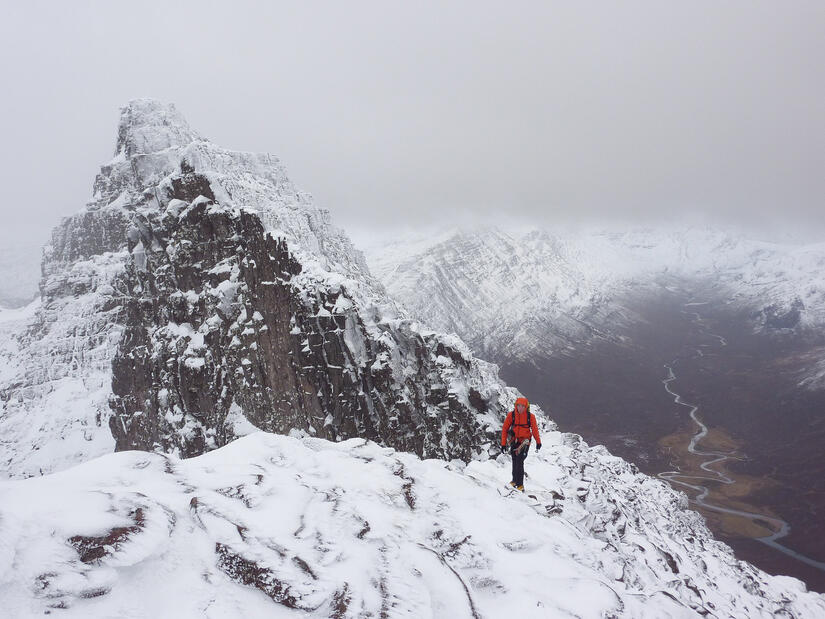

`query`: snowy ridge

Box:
[2,431,823,617]
[0,100,823,616]
[363,226,644,361]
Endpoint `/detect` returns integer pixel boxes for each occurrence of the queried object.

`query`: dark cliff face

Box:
[101,165,499,461]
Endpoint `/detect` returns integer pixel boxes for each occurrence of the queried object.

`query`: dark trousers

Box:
[510,442,530,486]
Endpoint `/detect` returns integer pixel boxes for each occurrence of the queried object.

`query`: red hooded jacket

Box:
[501,397,541,447]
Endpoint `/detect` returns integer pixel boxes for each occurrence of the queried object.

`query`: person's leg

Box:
[520,444,530,486]
[510,447,518,485]
[514,448,525,487]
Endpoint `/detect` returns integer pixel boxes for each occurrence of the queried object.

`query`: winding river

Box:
[656,302,825,573]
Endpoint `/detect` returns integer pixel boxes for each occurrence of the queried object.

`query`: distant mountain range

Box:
[362,225,825,388]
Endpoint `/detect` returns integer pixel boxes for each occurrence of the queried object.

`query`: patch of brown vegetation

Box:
[657,427,785,539]
[69,507,145,563]
[214,542,306,609]
[330,584,351,619]
[215,484,256,508]
[392,462,416,509]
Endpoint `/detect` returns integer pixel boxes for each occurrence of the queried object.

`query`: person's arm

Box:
[501,412,513,447]
[531,413,542,449]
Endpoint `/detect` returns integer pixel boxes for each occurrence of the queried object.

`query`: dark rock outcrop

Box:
[104,167,501,460]
[0,99,516,479]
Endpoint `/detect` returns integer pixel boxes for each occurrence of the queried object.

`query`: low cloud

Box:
[1,2,823,249]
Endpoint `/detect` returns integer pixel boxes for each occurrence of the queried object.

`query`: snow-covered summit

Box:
[115,98,203,158]
[2,102,825,614]
[89,98,374,287]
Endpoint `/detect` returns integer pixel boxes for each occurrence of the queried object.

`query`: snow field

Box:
[2,432,823,618]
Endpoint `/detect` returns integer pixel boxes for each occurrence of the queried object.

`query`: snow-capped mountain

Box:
[363,225,825,369]
[3,431,825,617]
[0,99,516,479]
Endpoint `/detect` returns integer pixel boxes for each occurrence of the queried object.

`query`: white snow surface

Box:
[1,101,824,616]
[2,431,823,618]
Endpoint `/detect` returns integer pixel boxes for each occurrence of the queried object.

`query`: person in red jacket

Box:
[500,396,542,491]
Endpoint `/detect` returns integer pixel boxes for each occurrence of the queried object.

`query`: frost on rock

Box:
[105,183,513,461]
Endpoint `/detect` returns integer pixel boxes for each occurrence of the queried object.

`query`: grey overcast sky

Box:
[1,1,823,250]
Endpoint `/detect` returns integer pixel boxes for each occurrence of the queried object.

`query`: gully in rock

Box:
[657,302,825,573]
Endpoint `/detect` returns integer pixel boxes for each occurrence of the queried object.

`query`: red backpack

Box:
[507,407,531,444]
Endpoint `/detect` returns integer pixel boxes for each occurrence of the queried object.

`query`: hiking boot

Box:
[516,485,524,492]
[509,481,517,488]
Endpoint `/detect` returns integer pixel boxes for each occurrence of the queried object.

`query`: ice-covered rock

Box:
[2,100,824,616]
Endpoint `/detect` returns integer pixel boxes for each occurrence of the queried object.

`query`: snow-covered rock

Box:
[0,251,123,478]
[1,431,823,617]
[0,100,522,478]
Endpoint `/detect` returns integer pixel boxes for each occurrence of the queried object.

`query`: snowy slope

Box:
[2,431,824,618]
[95,99,378,290]
[362,225,825,362]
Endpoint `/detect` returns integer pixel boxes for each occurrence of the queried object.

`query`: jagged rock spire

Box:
[115,98,202,157]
